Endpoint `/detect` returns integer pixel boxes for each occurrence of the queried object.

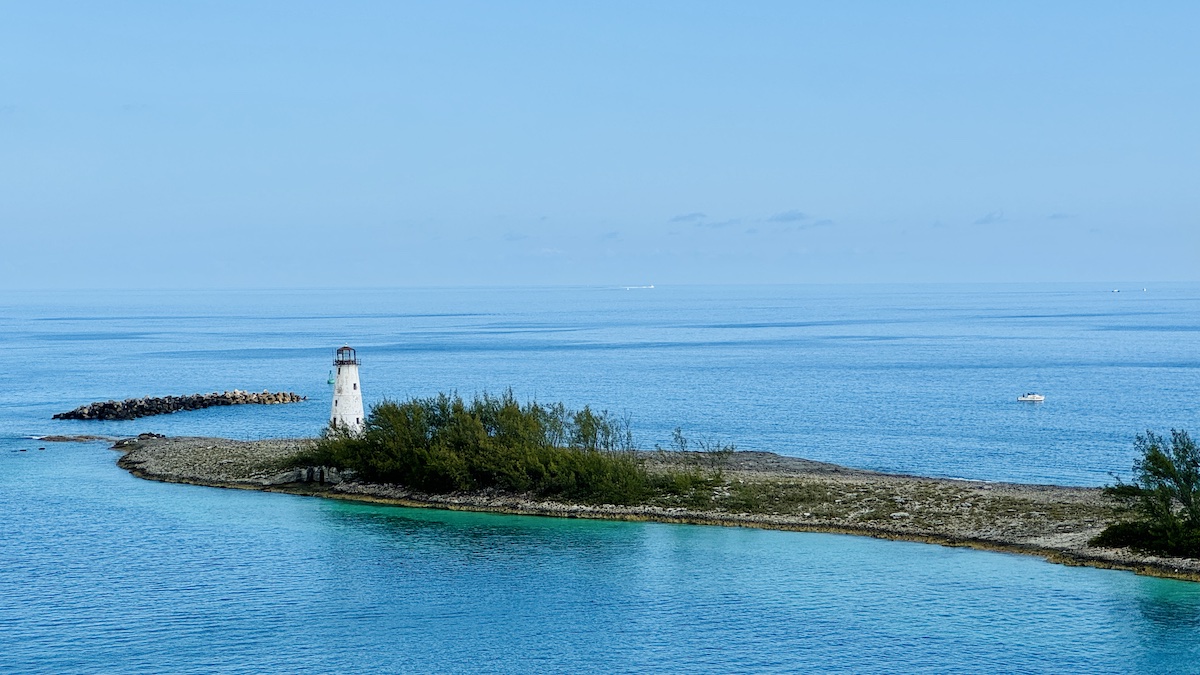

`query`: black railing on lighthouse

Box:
[334,346,361,365]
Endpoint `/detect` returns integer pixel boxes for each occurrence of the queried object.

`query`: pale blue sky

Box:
[2,1,1197,288]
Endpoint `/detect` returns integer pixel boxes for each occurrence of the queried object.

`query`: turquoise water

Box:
[3,285,1200,672]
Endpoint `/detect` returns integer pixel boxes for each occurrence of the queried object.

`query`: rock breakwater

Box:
[53,390,306,421]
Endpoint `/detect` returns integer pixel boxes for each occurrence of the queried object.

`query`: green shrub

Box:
[1092,430,1200,558]
[297,392,650,504]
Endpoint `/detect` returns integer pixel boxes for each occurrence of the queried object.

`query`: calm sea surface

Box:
[2,284,1199,672]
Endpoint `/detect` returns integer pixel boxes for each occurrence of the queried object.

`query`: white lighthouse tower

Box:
[330,345,365,433]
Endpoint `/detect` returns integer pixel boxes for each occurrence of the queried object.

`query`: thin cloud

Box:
[777,219,833,232]
[768,209,808,223]
[670,212,707,223]
[974,210,1005,225]
[695,219,741,228]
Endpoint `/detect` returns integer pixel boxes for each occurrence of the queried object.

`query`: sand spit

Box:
[114,435,1200,582]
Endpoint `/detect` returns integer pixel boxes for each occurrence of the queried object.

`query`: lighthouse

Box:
[330,345,365,433]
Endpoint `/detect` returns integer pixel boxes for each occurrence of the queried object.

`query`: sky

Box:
[1,1,1197,288]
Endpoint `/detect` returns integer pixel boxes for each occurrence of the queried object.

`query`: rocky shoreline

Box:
[113,435,1200,582]
[53,390,305,420]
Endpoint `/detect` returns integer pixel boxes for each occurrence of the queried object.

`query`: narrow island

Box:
[112,393,1200,582]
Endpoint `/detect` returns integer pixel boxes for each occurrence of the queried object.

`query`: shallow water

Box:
[2,284,1199,672]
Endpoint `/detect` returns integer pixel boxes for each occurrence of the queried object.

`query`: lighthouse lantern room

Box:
[330,345,365,433]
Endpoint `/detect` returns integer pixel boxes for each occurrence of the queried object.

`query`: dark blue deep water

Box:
[2,284,1199,673]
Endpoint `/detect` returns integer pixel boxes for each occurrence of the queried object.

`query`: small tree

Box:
[1093,430,1200,557]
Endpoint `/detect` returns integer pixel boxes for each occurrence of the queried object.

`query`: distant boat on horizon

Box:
[622,285,655,290]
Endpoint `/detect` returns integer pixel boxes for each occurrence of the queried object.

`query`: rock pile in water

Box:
[53,390,306,421]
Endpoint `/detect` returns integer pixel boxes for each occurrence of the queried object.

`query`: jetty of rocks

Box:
[53,390,306,421]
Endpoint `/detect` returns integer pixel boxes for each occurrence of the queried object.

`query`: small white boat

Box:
[1017,393,1045,402]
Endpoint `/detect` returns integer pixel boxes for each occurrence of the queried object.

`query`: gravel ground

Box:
[115,435,1200,581]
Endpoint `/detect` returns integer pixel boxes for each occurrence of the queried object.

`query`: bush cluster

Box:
[1092,430,1200,558]
[295,392,651,504]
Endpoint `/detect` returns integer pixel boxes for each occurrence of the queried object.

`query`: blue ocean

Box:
[2,284,1199,673]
